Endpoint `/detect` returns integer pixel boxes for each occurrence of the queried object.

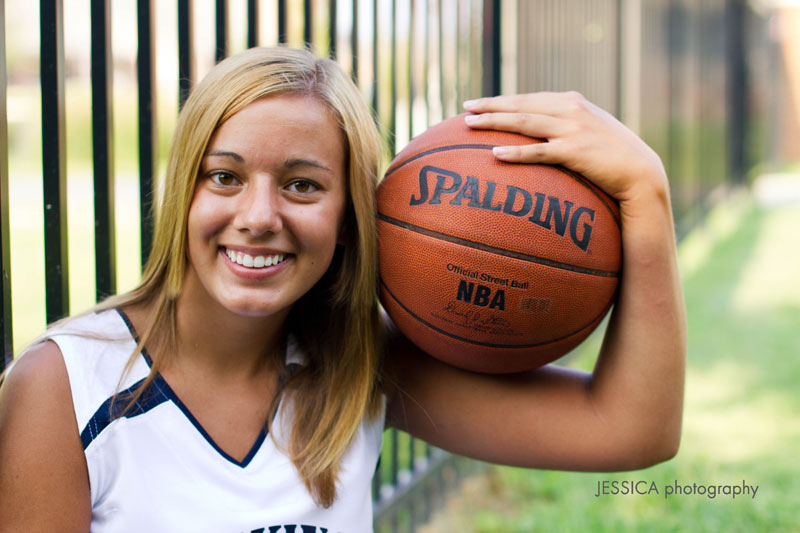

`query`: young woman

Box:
[0,47,685,532]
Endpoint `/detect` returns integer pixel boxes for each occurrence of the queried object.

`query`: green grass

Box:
[420,191,800,532]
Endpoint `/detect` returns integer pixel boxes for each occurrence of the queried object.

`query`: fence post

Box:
[1,0,12,369]
[482,0,501,97]
[248,0,259,48]
[278,0,287,44]
[329,0,338,58]
[304,0,313,45]
[178,0,193,108]
[216,0,228,63]
[40,0,70,324]
[91,0,116,301]
[351,0,359,82]
[138,0,155,267]
[726,0,749,185]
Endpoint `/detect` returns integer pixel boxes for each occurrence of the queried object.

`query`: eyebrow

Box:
[284,158,332,172]
[206,150,244,162]
[204,152,331,172]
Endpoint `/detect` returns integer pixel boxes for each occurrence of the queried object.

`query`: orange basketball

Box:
[377,114,622,373]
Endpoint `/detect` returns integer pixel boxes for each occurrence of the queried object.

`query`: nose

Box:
[234,176,283,236]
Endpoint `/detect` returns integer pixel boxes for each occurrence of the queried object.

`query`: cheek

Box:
[187,191,227,244]
[296,204,346,263]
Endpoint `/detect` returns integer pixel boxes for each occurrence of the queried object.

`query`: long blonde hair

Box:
[96,46,386,507]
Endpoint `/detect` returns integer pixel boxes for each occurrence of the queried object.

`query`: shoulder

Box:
[0,342,92,530]
[2,339,71,404]
[0,340,77,448]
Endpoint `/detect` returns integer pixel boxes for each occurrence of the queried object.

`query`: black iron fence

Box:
[1,0,498,529]
[1,0,774,530]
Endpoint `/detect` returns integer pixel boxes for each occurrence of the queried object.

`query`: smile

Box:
[222,247,287,269]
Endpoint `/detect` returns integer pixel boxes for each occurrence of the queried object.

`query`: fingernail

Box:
[464,114,480,125]
[493,146,510,157]
[463,99,479,110]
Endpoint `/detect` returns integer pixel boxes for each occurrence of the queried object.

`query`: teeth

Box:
[225,248,286,269]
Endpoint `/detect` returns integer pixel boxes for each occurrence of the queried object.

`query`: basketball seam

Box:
[380,279,613,350]
[556,165,622,229]
[384,144,496,177]
[383,143,620,228]
[377,213,620,278]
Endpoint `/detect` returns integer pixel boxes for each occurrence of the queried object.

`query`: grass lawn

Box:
[420,189,800,532]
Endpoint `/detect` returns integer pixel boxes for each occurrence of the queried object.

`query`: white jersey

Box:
[23,309,384,533]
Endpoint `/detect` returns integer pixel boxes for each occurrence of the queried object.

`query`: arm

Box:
[0,341,92,531]
[385,92,686,471]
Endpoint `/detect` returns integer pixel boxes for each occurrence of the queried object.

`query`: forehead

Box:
[207,94,346,170]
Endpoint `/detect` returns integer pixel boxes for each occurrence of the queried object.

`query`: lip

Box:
[219,246,292,280]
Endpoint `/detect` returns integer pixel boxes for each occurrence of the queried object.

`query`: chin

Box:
[222,298,291,319]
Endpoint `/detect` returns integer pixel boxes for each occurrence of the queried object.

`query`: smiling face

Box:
[183,94,348,320]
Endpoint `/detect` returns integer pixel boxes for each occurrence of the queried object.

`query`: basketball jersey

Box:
[24,309,385,533]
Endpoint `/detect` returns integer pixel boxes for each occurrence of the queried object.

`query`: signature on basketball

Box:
[441,301,514,333]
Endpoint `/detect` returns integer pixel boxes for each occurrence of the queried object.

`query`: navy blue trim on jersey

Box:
[110,308,269,468]
[80,377,168,449]
[149,371,269,467]
[114,307,154,367]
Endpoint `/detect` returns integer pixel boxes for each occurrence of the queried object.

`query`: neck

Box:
[173,293,288,380]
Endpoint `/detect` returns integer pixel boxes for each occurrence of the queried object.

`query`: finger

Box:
[463,92,584,117]
[464,112,565,139]
[492,139,570,165]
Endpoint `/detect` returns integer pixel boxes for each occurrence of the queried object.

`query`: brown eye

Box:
[210,172,239,186]
[288,180,318,194]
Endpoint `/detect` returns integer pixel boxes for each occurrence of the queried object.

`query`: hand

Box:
[463,92,667,203]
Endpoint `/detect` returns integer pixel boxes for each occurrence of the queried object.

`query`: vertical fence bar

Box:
[371,0,378,117]
[40,0,70,324]
[407,0,413,154]
[389,0,397,155]
[351,0,358,82]
[178,0,193,108]
[1,0,12,367]
[278,0,287,44]
[329,0,337,58]
[454,0,461,106]
[216,0,228,62]
[482,0,501,96]
[438,0,444,113]
[390,428,399,487]
[725,0,748,185]
[423,0,430,127]
[138,0,155,268]
[304,0,312,45]
[247,0,258,48]
[372,450,382,500]
[615,0,624,119]
[91,0,116,301]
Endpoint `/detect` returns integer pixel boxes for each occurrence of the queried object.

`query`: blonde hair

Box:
[95,47,386,507]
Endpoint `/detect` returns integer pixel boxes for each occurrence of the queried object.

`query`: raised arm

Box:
[385,92,686,471]
[0,341,92,531]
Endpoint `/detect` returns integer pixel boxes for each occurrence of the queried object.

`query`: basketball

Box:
[376,114,622,373]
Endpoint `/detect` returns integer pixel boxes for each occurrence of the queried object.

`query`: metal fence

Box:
[510,0,769,237]
[0,0,773,530]
[1,0,498,529]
